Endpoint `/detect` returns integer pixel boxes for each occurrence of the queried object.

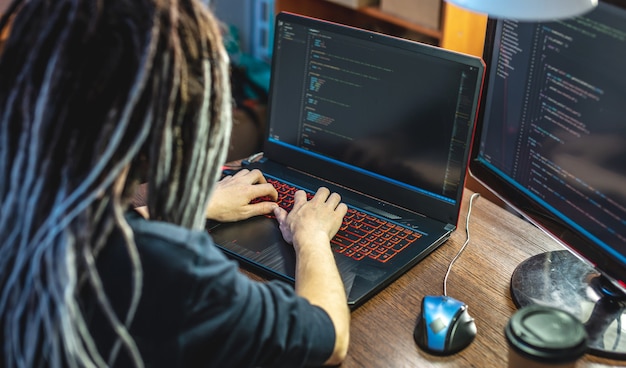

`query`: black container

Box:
[505,305,588,367]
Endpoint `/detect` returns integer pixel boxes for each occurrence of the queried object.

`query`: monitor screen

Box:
[469,0,626,359]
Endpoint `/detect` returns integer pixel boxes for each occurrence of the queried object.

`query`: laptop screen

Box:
[264,13,484,222]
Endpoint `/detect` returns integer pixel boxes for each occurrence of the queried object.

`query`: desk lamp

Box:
[445,0,598,20]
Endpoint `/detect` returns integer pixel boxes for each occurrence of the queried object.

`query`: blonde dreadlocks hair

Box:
[0,0,232,366]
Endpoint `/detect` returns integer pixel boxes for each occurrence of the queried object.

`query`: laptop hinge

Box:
[444,223,456,231]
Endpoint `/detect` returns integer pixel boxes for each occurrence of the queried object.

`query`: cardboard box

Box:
[381,0,442,30]
[325,0,379,9]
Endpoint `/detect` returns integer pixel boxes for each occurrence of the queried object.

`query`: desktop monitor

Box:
[469,0,626,359]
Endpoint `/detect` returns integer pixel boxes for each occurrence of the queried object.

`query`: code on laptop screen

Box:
[268,16,482,203]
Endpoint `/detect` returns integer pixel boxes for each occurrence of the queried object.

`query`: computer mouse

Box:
[413,295,477,355]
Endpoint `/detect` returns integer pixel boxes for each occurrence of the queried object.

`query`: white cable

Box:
[443,192,481,296]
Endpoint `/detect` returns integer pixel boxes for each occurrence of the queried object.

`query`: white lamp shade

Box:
[445,0,598,21]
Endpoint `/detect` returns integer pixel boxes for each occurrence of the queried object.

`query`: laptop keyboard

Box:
[254,177,423,263]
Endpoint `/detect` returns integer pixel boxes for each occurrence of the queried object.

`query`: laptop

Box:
[207,12,485,309]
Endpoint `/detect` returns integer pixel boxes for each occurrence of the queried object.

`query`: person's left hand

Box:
[205,169,279,222]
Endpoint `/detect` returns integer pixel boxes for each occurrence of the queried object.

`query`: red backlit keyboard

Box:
[256,177,423,263]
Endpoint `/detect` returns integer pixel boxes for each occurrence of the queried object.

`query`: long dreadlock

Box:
[0,0,232,366]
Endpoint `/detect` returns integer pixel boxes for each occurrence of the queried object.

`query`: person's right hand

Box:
[273,187,347,248]
[273,187,351,366]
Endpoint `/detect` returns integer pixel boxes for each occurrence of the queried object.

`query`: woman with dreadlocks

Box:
[0,0,349,367]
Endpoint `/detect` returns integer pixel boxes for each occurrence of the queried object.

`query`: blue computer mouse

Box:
[413,295,477,355]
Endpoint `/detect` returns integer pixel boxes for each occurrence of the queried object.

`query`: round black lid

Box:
[505,305,588,363]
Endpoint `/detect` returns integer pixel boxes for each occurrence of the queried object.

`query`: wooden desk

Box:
[136,180,622,366]
[310,190,622,367]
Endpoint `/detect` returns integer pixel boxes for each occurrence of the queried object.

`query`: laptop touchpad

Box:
[208,216,297,277]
